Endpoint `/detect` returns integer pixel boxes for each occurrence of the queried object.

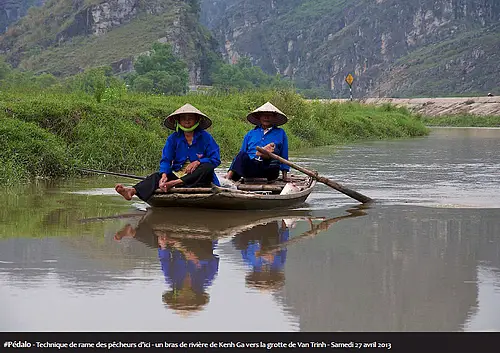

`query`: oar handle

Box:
[256,146,373,203]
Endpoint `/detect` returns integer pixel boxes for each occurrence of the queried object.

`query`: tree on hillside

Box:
[129,43,189,95]
[64,66,125,102]
[0,56,60,91]
[211,57,291,91]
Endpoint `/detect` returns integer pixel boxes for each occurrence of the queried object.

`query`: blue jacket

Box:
[230,125,290,172]
[159,129,221,186]
[159,243,219,294]
[241,226,289,272]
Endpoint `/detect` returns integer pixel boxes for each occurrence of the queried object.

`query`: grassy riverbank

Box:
[0,89,429,184]
[419,114,500,127]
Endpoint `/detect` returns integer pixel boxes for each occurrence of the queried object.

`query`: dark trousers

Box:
[229,151,280,182]
[133,163,216,202]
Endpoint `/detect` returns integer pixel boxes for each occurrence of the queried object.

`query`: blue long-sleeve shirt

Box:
[241,226,289,272]
[159,129,221,186]
[158,244,219,294]
[231,126,290,172]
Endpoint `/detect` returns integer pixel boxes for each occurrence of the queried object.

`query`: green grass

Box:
[0,89,430,184]
[420,114,500,127]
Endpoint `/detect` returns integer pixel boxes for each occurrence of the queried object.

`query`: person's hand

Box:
[256,142,275,157]
[185,160,201,174]
[317,221,329,232]
[159,174,168,191]
[224,171,234,180]
[184,251,200,267]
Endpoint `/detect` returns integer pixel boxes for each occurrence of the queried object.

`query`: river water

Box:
[1,127,499,332]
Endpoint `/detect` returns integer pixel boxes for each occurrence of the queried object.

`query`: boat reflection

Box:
[114,206,369,315]
[233,206,369,292]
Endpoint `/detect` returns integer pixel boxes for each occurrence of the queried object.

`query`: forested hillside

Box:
[1,0,499,97]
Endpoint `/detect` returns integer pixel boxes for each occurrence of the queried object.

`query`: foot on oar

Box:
[256,142,275,157]
[115,184,136,200]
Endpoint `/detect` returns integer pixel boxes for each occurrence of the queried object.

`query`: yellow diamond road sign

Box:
[345,74,354,86]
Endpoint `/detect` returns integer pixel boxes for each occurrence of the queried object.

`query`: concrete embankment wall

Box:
[316,97,500,117]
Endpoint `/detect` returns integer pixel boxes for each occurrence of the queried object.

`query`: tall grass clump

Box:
[0,117,73,184]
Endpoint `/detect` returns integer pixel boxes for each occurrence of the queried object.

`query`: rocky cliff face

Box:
[0,0,45,33]
[201,0,500,97]
[0,0,219,85]
[3,0,498,96]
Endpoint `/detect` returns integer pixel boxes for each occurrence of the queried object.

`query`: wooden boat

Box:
[146,174,316,210]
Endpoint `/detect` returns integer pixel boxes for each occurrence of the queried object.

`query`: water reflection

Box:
[110,206,368,317]
[158,235,219,315]
[2,128,500,331]
[275,206,500,332]
[231,207,370,293]
[114,214,221,316]
[233,220,290,292]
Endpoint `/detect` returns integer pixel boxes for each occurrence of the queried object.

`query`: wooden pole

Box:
[78,168,146,180]
[79,212,145,223]
[256,146,373,203]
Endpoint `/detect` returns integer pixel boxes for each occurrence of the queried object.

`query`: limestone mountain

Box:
[0,0,220,84]
[0,0,45,33]
[201,0,500,97]
[2,0,499,97]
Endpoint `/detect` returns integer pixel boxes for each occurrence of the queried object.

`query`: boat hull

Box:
[146,176,316,210]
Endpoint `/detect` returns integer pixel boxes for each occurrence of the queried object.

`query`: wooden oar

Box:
[259,206,369,255]
[79,212,145,223]
[256,146,373,203]
[78,168,146,180]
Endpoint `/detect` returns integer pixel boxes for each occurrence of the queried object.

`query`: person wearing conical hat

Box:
[225,102,290,182]
[115,103,221,202]
[233,220,289,292]
[158,234,219,315]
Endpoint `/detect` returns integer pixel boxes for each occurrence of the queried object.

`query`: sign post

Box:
[345,73,354,101]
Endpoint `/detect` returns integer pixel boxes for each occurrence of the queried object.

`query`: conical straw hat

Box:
[246,102,288,126]
[163,103,212,130]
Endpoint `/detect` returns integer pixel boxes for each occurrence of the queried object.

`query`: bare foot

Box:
[115,184,136,200]
[256,143,275,157]
[163,179,183,191]
[114,223,136,241]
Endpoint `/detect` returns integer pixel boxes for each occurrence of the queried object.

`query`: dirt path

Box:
[319,97,500,117]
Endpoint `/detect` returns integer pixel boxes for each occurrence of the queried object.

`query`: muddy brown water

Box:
[1,127,499,331]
